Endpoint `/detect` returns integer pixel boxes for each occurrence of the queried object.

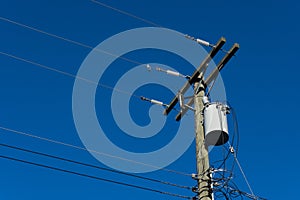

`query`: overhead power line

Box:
[0,15,231,102]
[0,51,139,98]
[0,143,191,190]
[0,154,191,200]
[0,2,259,199]
[89,0,230,53]
[0,16,142,66]
[0,126,192,177]
[0,50,180,114]
[90,0,162,27]
[0,13,225,71]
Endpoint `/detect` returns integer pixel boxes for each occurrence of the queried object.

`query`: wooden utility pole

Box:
[160,36,239,199]
[194,76,212,200]
[194,78,212,200]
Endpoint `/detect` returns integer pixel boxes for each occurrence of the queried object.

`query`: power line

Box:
[90,0,162,27]
[0,50,181,114]
[89,0,231,53]
[0,17,190,177]
[0,51,139,98]
[0,15,226,100]
[0,143,191,190]
[226,104,255,197]
[0,126,192,177]
[0,16,142,66]
[232,151,255,197]
[207,103,260,199]
[0,14,223,69]
[0,51,187,174]
[0,3,255,199]
[0,154,192,199]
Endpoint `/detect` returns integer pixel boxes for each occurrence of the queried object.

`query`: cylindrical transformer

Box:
[203,103,229,146]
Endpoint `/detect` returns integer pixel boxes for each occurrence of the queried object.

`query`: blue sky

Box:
[0,0,299,199]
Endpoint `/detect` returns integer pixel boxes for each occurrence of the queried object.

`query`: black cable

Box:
[230,106,240,156]
[207,102,266,200]
[211,146,231,170]
[211,103,240,171]
[0,154,192,200]
[0,143,191,190]
[224,184,267,200]
[0,126,192,177]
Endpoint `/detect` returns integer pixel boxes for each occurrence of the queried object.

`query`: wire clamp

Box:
[229,146,235,154]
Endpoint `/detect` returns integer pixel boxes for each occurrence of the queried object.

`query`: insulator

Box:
[150,99,163,105]
[196,38,210,47]
[179,93,184,108]
[166,70,180,77]
[202,96,210,105]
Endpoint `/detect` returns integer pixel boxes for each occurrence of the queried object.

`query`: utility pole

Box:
[142,36,239,199]
[194,77,212,200]
[163,36,238,199]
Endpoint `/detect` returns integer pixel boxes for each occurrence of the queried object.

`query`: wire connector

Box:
[146,64,152,71]
[191,173,198,180]
[229,146,235,154]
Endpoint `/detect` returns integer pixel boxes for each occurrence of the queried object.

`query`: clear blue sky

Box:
[0,0,299,199]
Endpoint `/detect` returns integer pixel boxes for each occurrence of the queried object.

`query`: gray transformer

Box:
[203,102,229,146]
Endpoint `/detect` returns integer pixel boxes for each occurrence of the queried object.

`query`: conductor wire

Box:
[0,154,192,199]
[0,143,191,190]
[232,151,255,197]
[0,126,192,177]
[90,0,162,27]
[0,51,139,98]
[0,16,142,66]
[90,0,231,53]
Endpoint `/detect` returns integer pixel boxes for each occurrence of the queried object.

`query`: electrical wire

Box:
[0,4,232,106]
[0,17,192,177]
[0,16,142,66]
[0,4,243,198]
[90,0,162,27]
[0,126,192,177]
[0,143,191,190]
[0,154,192,200]
[226,104,255,197]
[0,15,229,104]
[205,102,265,200]
[0,50,139,99]
[0,50,190,176]
[229,105,240,157]
[232,153,255,197]
[0,17,207,111]
[0,11,226,71]
[0,49,183,116]
[206,75,218,98]
[89,0,231,53]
